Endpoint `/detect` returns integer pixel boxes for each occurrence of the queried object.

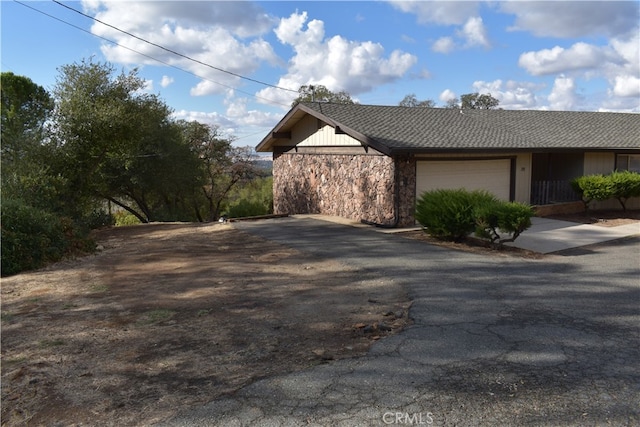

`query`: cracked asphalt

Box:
[161,217,640,427]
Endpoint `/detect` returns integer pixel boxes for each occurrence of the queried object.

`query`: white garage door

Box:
[417,159,512,200]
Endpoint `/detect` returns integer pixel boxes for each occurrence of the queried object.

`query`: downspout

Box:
[360,156,401,228]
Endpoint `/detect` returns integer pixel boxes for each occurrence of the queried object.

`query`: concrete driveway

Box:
[162,217,640,427]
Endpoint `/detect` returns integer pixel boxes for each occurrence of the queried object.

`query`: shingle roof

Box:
[257,102,640,155]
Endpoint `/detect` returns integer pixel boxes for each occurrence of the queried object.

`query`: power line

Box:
[13,0,291,107]
[51,0,297,93]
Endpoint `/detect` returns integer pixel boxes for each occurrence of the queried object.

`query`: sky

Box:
[2,1,639,147]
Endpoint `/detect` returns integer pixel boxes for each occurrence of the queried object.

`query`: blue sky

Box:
[2,1,639,147]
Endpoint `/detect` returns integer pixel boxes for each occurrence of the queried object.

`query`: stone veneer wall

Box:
[273,153,398,225]
[395,155,417,227]
[273,153,419,227]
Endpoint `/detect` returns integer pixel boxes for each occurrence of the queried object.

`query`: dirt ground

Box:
[1,223,411,426]
[2,210,637,426]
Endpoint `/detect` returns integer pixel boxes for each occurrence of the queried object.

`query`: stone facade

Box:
[273,153,418,227]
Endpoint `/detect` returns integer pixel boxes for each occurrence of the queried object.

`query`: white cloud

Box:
[431,17,489,53]
[432,37,456,54]
[388,1,480,26]
[458,16,490,48]
[160,75,174,88]
[547,75,581,110]
[519,42,622,76]
[257,11,417,107]
[500,1,639,38]
[83,1,279,97]
[438,89,457,103]
[173,109,235,132]
[612,75,640,98]
[471,80,542,110]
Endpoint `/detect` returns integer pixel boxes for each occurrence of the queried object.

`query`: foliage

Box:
[416,189,533,246]
[224,176,273,218]
[50,59,204,222]
[179,120,261,221]
[460,92,500,109]
[609,170,640,211]
[571,174,615,209]
[416,189,498,242]
[474,202,534,246]
[1,199,93,276]
[291,84,356,106]
[113,211,142,226]
[443,97,460,109]
[399,94,436,108]
[1,72,54,164]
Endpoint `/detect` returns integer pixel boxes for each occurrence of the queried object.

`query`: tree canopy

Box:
[291,84,356,107]
[460,92,500,109]
[398,94,436,108]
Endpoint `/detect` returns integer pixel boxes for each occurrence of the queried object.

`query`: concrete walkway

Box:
[505,217,640,253]
[161,217,640,427]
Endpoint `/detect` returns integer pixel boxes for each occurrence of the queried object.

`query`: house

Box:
[256,102,640,227]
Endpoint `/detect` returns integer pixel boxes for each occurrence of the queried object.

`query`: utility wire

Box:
[13,0,291,107]
[51,0,297,93]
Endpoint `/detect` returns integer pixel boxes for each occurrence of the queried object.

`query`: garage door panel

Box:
[417,159,511,200]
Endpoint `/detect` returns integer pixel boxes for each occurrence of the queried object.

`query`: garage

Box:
[416,159,513,201]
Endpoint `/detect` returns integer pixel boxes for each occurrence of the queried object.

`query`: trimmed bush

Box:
[416,189,498,242]
[416,189,534,247]
[475,201,534,246]
[571,174,614,209]
[609,170,640,211]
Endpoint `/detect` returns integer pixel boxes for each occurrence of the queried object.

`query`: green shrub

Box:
[1,199,72,276]
[225,199,270,218]
[113,211,142,226]
[416,189,533,246]
[571,174,614,209]
[475,201,534,246]
[609,170,640,211]
[416,189,498,242]
[572,171,640,210]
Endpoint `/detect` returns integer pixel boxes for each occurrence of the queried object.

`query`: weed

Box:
[197,309,211,317]
[138,309,175,325]
[39,338,65,347]
[1,311,14,323]
[89,283,109,293]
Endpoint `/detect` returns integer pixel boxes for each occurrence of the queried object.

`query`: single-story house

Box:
[256,102,640,227]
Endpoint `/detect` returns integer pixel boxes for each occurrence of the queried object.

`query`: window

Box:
[617,154,640,173]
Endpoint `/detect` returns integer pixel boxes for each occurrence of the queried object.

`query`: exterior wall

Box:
[273,153,399,225]
[414,153,531,203]
[295,115,361,147]
[396,156,417,226]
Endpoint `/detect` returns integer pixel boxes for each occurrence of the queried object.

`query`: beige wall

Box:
[414,153,532,204]
[292,115,361,147]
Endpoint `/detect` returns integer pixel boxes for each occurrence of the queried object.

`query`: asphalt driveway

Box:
[163,217,640,427]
